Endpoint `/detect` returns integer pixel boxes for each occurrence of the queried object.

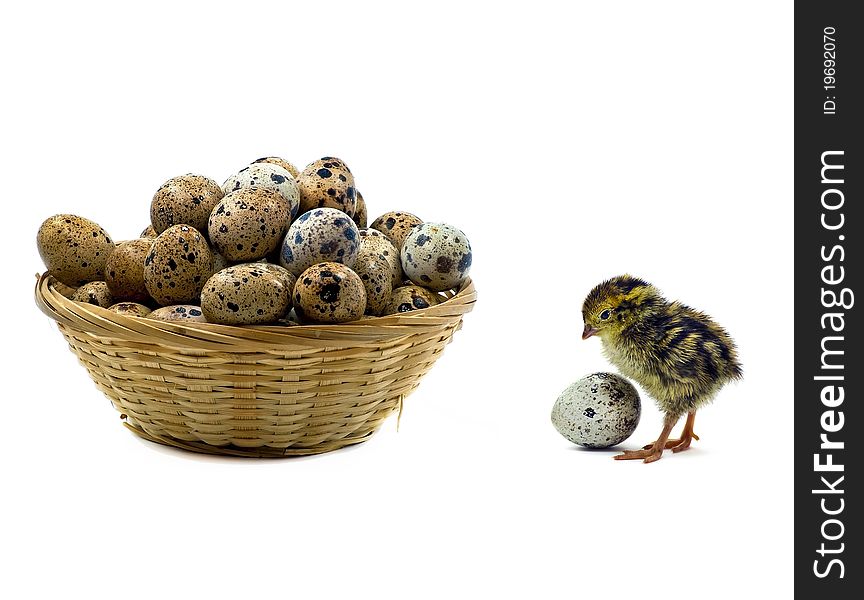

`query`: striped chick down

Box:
[582,275,742,417]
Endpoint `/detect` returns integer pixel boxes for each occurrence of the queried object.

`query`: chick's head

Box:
[582,275,660,341]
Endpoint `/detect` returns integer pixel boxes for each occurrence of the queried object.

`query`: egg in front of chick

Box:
[551,372,641,449]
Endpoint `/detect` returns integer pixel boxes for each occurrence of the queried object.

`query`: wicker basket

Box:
[34,272,476,457]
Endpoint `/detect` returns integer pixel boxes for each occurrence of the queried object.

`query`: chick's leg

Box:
[642,411,699,453]
[614,415,678,463]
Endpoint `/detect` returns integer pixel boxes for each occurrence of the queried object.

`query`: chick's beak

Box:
[582,324,599,340]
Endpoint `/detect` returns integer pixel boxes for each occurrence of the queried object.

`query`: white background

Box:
[2,1,793,598]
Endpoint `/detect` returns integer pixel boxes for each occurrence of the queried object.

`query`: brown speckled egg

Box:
[401,222,472,292]
[384,285,441,315]
[208,187,288,262]
[296,157,356,216]
[253,156,300,179]
[140,225,157,238]
[37,214,115,286]
[108,302,152,317]
[72,281,113,307]
[150,174,223,235]
[352,254,393,316]
[148,305,207,322]
[353,191,368,229]
[293,262,366,323]
[357,229,402,289]
[143,225,212,305]
[104,239,152,302]
[222,163,300,220]
[371,211,423,251]
[278,208,360,276]
[201,263,291,325]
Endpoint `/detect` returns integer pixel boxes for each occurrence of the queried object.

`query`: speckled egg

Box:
[279,208,360,276]
[384,285,440,315]
[140,225,157,238]
[143,225,213,305]
[222,163,300,220]
[353,191,368,229]
[352,254,393,316]
[357,229,402,289]
[371,211,423,251]
[104,239,152,302]
[253,156,300,179]
[293,262,366,323]
[108,302,152,317]
[71,281,113,307]
[551,373,641,448]
[37,214,115,286]
[208,187,287,262]
[401,222,472,292]
[201,264,291,325]
[150,174,223,235]
[148,305,207,322]
[296,157,356,216]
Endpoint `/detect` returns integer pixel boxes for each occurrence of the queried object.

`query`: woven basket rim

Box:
[34,272,477,350]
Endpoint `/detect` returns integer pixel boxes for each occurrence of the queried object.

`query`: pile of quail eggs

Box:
[37,157,472,326]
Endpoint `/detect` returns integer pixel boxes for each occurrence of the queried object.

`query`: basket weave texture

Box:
[35,273,476,457]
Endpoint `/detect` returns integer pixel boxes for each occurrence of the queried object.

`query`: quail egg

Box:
[279,207,360,276]
[293,262,366,323]
[384,285,441,315]
[143,224,213,305]
[296,157,356,216]
[352,254,393,316]
[148,305,208,322]
[551,373,641,448]
[371,211,423,251]
[37,214,115,286]
[150,174,223,235]
[104,239,152,302]
[72,281,113,307]
[401,222,472,292]
[222,163,300,220]
[140,225,158,238]
[201,263,292,325]
[108,302,152,317]
[208,186,288,262]
[357,229,402,289]
[252,156,300,179]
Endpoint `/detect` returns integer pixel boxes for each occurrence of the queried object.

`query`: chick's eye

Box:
[599,309,611,321]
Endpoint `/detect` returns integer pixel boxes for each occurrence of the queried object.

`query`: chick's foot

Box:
[642,431,699,453]
[614,447,664,463]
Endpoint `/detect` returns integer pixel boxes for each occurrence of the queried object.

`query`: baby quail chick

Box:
[582,275,742,463]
